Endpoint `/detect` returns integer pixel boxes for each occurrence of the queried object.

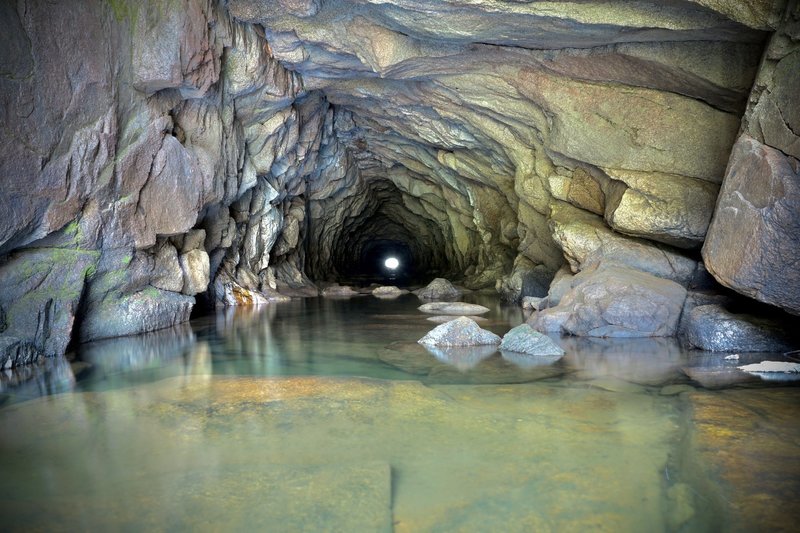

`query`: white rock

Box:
[738,361,800,373]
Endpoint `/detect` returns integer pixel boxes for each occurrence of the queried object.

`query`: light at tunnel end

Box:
[384,257,400,270]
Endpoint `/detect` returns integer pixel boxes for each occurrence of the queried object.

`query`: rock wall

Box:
[0,0,340,368]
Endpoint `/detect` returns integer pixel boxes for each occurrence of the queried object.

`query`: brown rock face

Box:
[703,4,800,316]
[703,136,800,315]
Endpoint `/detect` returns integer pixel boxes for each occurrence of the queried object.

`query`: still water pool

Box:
[1,294,799,531]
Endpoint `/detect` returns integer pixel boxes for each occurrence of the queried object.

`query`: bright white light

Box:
[384,257,400,270]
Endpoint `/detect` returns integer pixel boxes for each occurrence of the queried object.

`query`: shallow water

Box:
[1,294,799,531]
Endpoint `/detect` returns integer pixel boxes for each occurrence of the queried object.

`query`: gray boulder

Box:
[532,264,687,337]
[418,317,501,347]
[528,308,572,333]
[322,284,359,297]
[499,324,565,356]
[683,304,797,353]
[545,265,575,307]
[702,135,800,315]
[372,286,409,297]
[418,302,490,315]
[415,278,462,300]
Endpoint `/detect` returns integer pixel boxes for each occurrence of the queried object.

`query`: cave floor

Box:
[1,294,799,532]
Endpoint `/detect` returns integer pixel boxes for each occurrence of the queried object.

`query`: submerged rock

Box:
[372,286,409,297]
[418,302,490,315]
[427,315,487,324]
[738,361,800,374]
[499,324,565,356]
[322,284,360,297]
[415,278,462,300]
[683,304,797,353]
[418,317,501,347]
[421,344,498,371]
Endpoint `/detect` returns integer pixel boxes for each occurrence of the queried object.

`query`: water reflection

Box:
[0,356,75,402]
[422,344,498,371]
[559,336,685,386]
[1,294,800,530]
[501,350,563,369]
[81,323,196,377]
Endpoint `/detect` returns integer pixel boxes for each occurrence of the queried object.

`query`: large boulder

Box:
[415,278,462,300]
[418,317,501,347]
[499,324,565,356]
[682,304,797,353]
[531,264,687,337]
[703,135,800,315]
[603,169,719,248]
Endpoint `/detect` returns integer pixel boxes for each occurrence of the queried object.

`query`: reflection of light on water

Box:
[501,350,562,369]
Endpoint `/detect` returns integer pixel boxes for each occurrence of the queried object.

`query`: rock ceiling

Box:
[232,0,771,291]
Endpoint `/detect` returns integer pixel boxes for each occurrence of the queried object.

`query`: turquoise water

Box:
[1,294,799,531]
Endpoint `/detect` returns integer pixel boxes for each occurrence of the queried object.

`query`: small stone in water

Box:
[738,361,800,373]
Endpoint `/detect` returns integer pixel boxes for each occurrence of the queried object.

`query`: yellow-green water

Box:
[1,295,799,531]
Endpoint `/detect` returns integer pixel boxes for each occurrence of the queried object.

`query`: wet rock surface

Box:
[322,284,360,297]
[499,324,565,357]
[418,317,501,347]
[417,302,490,316]
[372,285,409,297]
[531,264,687,338]
[683,304,798,352]
[414,278,463,300]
